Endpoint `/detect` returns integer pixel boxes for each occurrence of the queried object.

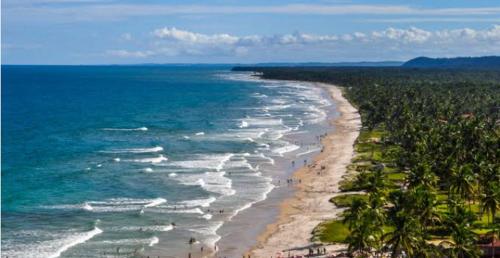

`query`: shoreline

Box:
[214,79,337,258]
[247,83,361,258]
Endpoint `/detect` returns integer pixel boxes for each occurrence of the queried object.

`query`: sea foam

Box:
[144,198,167,208]
[102,127,148,131]
[101,146,163,154]
[128,154,168,164]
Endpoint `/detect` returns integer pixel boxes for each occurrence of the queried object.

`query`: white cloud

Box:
[372,27,432,43]
[153,27,239,45]
[107,25,500,60]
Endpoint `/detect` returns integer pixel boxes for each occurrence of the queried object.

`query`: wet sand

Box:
[247,83,361,258]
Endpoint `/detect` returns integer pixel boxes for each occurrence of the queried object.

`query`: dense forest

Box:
[403,56,500,69]
[233,66,500,257]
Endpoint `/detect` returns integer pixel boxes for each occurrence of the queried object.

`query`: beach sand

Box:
[247,83,361,258]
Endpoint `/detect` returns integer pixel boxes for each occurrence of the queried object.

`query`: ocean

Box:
[1,65,336,257]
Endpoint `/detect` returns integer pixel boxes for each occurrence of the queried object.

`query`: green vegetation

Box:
[330,194,368,208]
[236,67,500,257]
[313,220,350,243]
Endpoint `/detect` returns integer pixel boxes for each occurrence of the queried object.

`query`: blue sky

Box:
[2,0,500,64]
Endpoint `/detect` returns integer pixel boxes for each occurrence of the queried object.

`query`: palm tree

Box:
[480,182,499,225]
[443,204,480,258]
[409,185,442,230]
[383,215,424,258]
[346,217,379,257]
[366,164,387,194]
[368,191,387,225]
[407,162,439,190]
[269,68,500,258]
[449,164,477,207]
[413,242,444,258]
[343,198,368,229]
[443,224,480,258]
[384,190,426,258]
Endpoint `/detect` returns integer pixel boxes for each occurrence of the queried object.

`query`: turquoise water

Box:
[1,66,333,257]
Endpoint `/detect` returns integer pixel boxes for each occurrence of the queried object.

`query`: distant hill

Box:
[237,61,403,67]
[403,56,500,69]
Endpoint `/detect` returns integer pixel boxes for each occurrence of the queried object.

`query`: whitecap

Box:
[46,227,102,258]
[45,197,168,213]
[150,207,204,214]
[229,180,275,220]
[149,237,159,247]
[144,198,167,208]
[188,221,224,247]
[110,225,172,232]
[128,154,168,164]
[295,147,322,157]
[201,214,213,220]
[251,92,268,98]
[243,117,283,127]
[166,153,234,171]
[101,146,163,154]
[178,196,217,208]
[142,168,154,173]
[257,153,275,165]
[102,127,148,131]
[272,144,300,156]
[238,120,249,128]
[175,171,235,196]
[82,202,93,211]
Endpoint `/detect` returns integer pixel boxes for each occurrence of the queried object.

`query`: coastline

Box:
[248,83,361,257]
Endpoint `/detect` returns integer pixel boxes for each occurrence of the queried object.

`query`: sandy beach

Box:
[247,83,361,258]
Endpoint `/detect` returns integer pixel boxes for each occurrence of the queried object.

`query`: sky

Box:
[2,0,500,64]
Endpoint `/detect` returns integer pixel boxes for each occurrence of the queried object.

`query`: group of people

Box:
[307,247,327,256]
[277,177,302,186]
[186,241,220,258]
[206,208,225,214]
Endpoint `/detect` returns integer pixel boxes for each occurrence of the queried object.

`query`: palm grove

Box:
[233,67,500,257]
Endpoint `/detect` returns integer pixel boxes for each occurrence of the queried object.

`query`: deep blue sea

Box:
[1,66,334,257]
